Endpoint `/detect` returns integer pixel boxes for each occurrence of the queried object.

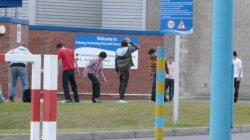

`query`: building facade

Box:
[0,0,146,30]
[1,0,250,99]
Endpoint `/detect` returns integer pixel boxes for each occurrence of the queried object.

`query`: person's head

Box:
[233,51,237,59]
[19,44,27,48]
[148,48,156,56]
[121,39,128,47]
[17,44,28,50]
[98,52,107,61]
[168,56,173,63]
[56,43,64,50]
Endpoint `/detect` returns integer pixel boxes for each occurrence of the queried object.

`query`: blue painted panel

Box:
[0,0,22,7]
[155,94,165,105]
[155,117,164,128]
[0,17,29,25]
[160,0,193,34]
[29,25,165,36]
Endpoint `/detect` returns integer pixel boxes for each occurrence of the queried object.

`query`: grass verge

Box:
[0,102,249,134]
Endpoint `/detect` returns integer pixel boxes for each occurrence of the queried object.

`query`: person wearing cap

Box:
[84,52,107,103]
[57,43,80,103]
[233,51,243,103]
[6,45,32,102]
[115,37,140,103]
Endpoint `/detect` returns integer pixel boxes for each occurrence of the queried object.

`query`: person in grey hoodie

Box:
[6,45,32,102]
[115,38,140,103]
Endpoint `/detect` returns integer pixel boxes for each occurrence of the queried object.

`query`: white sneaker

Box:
[117,100,127,103]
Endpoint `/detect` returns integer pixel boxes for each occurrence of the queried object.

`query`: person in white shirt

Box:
[233,51,243,103]
[165,56,175,101]
[6,45,32,102]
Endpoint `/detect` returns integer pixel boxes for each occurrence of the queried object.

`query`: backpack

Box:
[22,89,31,102]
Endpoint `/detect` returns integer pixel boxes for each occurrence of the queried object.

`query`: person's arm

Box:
[124,37,140,54]
[58,59,63,75]
[149,56,155,79]
[237,60,243,81]
[115,56,118,73]
[129,42,140,52]
[238,68,242,80]
[57,51,63,74]
[74,55,79,74]
[100,67,107,82]
[165,61,169,74]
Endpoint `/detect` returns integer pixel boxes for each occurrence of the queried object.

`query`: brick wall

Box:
[28,30,164,100]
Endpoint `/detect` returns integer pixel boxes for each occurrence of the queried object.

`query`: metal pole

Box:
[155,47,166,140]
[30,55,42,140]
[210,0,234,139]
[43,55,58,140]
[173,35,180,125]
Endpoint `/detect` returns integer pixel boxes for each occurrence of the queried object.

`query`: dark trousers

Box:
[165,78,174,101]
[88,73,101,102]
[119,70,129,100]
[151,73,168,102]
[62,69,79,102]
[234,78,241,103]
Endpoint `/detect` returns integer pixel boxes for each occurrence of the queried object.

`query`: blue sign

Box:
[160,0,193,34]
[0,0,22,7]
[75,34,139,69]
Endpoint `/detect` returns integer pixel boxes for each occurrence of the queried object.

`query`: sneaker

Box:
[60,100,72,103]
[66,100,73,103]
[93,98,102,103]
[117,99,127,103]
[164,98,168,102]
[9,96,14,103]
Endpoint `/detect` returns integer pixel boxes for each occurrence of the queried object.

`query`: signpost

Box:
[160,0,193,34]
[160,0,193,129]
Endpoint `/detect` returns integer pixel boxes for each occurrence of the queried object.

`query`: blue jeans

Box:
[9,66,29,97]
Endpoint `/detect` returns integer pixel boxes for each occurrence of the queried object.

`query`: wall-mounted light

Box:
[0,25,6,35]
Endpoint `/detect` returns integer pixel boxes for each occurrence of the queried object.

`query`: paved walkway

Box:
[2,125,249,140]
[106,132,250,140]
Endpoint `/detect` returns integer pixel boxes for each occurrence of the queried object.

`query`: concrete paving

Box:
[0,125,249,140]
[106,132,250,140]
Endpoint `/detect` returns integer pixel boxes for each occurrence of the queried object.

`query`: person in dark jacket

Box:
[115,37,140,103]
